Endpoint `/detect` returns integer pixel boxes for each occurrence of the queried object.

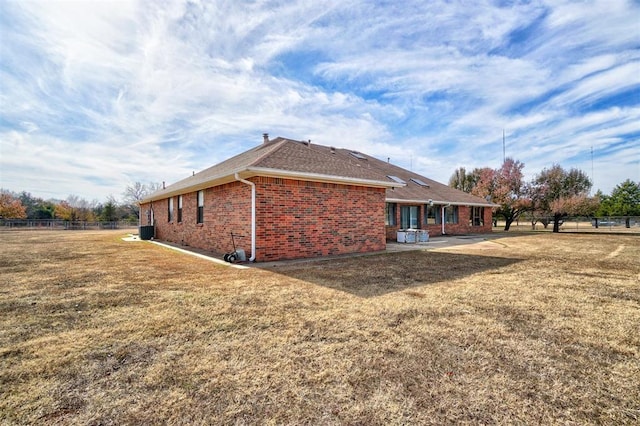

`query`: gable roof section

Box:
[141,137,399,203]
[141,136,495,207]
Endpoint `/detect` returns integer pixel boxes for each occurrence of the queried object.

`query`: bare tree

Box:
[123,182,161,219]
[448,167,485,193]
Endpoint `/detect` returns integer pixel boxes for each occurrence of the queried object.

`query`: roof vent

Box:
[330,146,336,154]
[263,133,269,144]
[350,151,366,160]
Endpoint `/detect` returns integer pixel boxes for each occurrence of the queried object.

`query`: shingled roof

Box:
[142,136,494,207]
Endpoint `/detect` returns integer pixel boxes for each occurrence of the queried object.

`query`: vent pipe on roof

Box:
[163,181,165,189]
[263,133,269,144]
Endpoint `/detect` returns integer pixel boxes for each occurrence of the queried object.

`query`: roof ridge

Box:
[247,137,290,167]
[307,142,375,169]
[304,141,396,177]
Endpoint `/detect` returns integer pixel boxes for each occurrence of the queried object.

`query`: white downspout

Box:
[235,173,256,262]
[441,204,450,235]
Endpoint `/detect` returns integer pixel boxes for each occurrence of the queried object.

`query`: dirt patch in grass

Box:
[1,230,639,424]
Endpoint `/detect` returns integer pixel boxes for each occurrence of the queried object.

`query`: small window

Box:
[197,190,204,224]
[385,203,397,226]
[424,204,438,224]
[168,197,174,222]
[386,175,406,184]
[177,195,183,223]
[471,206,484,226]
[445,205,458,224]
[410,178,430,187]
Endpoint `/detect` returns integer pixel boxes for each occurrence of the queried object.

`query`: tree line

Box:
[2,171,638,233]
[0,182,161,223]
[449,160,640,232]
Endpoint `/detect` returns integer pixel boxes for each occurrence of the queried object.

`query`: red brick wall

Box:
[254,177,386,261]
[139,182,252,256]
[385,203,493,240]
[140,178,387,262]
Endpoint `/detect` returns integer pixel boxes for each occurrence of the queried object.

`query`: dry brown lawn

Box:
[1,230,639,425]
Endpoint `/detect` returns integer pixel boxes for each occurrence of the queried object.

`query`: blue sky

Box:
[1,0,638,202]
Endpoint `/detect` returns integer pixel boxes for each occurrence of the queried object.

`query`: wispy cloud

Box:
[1,0,638,201]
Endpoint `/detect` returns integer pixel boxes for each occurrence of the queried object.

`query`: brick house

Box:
[139,134,494,262]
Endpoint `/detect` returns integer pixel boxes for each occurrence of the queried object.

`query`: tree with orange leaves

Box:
[0,192,27,219]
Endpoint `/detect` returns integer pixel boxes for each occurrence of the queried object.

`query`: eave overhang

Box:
[385,197,498,208]
[140,167,402,204]
[244,167,401,189]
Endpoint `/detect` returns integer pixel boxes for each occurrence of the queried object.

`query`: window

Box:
[385,203,396,226]
[177,195,183,223]
[444,205,458,224]
[424,204,438,224]
[168,197,174,222]
[197,190,204,224]
[400,205,419,229]
[471,206,484,226]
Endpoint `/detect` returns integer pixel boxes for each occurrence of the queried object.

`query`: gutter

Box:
[234,173,256,262]
[245,167,399,188]
[140,168,400,204]
[385,198,496,208]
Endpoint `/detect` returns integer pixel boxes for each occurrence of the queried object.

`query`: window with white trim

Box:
[177,195,183,222]
[197,190,204,224]
[168,197,174,222]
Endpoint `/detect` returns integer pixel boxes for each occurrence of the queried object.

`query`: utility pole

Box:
[502,129,506,164]
[591,146,594,195]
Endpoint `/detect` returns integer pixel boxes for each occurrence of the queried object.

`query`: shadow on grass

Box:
[262,250,522,298]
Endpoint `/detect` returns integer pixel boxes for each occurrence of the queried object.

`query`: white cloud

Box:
[0,0,637,202]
